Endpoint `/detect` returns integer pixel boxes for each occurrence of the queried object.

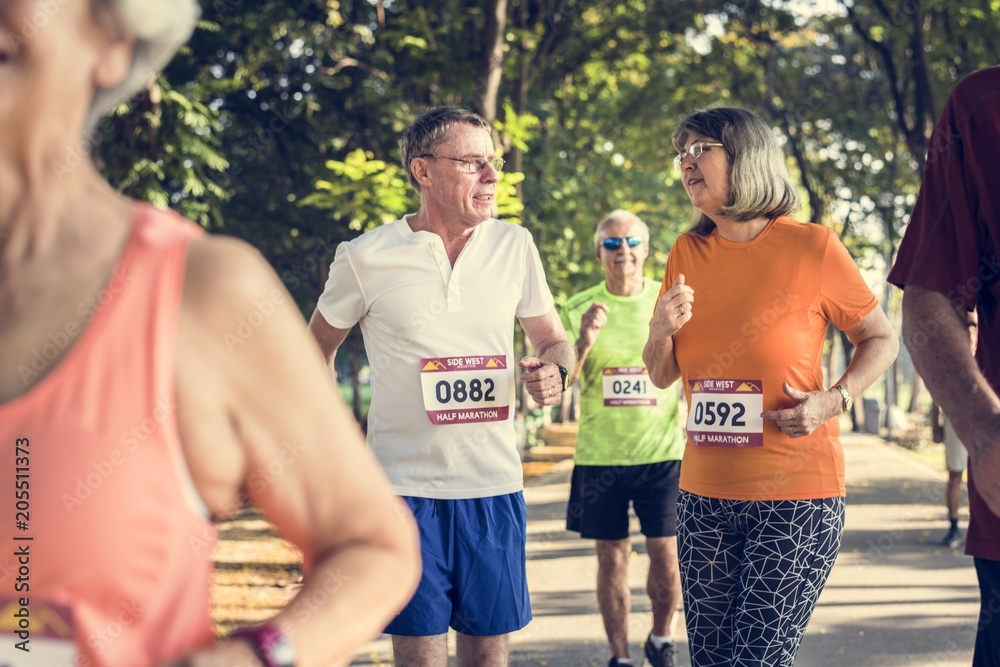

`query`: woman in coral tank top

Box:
[0,2,418,666]
[643,107,898,666]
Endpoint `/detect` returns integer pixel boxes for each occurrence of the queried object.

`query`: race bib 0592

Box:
[687,378,764,447]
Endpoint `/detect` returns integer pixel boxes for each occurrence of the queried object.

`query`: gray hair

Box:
[87,0,201,131]
[593,210,650,252]
[400,107,491,193]
[672,107,799,237]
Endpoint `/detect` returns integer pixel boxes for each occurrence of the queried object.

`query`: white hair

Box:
[87,0,201,130]
[593,210,650,251]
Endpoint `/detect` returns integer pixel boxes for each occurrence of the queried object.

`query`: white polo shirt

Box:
[317,216,555,499]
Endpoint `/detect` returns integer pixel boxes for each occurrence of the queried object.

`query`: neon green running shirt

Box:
[560,280,685,466]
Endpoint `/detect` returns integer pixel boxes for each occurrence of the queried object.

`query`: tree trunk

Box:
[473,0,508,126]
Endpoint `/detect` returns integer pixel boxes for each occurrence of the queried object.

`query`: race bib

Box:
[0,597,77,666]
[420,355,511,425]
[602,367,657,406]
[687,378,764,447]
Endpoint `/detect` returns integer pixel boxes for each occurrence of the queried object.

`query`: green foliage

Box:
[300,149,415,232]
[92,0,1000,315]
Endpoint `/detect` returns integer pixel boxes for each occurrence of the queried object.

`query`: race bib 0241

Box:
[420,355,511,425]
[687,378,764,447]
[602,367,657,406]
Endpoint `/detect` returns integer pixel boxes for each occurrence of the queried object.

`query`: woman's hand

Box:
[649,274,695,338]
[761,383,842,438]
[159,638,260,667]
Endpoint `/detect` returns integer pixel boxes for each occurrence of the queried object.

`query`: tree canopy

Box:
[98,0,999,309]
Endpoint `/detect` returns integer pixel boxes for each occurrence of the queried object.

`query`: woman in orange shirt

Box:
[643,107,897,666]
[0,2,418,666]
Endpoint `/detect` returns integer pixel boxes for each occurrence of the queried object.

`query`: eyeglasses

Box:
[601,236,644,251]
[673,142,725,170]
[418,154,505,174]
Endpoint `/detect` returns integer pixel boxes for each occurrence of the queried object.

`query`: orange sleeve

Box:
[819,233,879,331]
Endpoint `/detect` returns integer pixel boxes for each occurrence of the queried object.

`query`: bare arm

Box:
[308,308,352,366]
[762,306,899,436]
[174,237,419,667]
[567,302,609,386]
[903,285,1000,514]
[642,275,694,388]
[518,308,576,406]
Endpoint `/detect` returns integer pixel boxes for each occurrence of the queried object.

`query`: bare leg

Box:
[645,536,682,638]
[946,470,964,520]
[596,538,632,659]
[456,633,509,667]
[391,634,448,667]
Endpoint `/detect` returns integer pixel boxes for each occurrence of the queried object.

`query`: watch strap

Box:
[832,384,852,412]
[556,364,570,392]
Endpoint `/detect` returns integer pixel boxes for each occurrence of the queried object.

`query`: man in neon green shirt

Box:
[561,210,685,667]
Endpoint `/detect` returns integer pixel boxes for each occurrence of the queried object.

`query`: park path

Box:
[351,431,980,666]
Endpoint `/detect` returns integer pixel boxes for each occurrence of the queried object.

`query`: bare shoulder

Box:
[183,234,287,322]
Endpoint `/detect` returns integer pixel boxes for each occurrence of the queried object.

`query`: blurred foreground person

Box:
[0,2,419,666]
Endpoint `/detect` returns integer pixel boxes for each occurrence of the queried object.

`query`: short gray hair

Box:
[593,210,650,252]
[87,0,201,131]
[400,107,491,193]
[672,107,799,237]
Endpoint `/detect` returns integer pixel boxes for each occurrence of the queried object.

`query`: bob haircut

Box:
[400,107,491,193]
[672,107,799,237]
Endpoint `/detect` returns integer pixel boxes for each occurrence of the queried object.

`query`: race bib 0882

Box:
[420,355,511,425]
[687,378,764,447]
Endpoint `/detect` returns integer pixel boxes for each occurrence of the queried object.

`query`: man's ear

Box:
[411,157,432,189]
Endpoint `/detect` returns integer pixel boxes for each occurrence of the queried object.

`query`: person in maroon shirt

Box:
[889,66,1000,666]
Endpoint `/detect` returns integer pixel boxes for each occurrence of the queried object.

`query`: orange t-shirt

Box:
[0,205,216,666]
[660,217,878,501]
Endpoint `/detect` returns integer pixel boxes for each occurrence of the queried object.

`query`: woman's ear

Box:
[93,36,136,91]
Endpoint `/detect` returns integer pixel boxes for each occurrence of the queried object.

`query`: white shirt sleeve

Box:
[316,242,367,328]
[516,228,555,318]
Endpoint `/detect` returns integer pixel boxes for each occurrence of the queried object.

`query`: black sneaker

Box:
[644,635,677,667]
[608,659,633,667]
[941,526,962,548]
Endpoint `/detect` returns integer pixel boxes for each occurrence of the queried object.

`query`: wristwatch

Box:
[231,623,297,667]
[832,384,853,413]
[556,364,570,392]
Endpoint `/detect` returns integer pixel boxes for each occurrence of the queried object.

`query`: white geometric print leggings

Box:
[677,491,846,667]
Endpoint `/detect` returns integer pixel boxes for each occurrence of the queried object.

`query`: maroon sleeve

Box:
[888,67,1000,310]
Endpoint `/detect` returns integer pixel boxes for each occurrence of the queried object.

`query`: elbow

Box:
[648,369,670,389]
[888,330,901,361]
[390,503,422,606]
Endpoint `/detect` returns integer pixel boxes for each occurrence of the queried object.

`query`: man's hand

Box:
[520,356,564,406]
[579,302,610,351]
[761,383,841,438]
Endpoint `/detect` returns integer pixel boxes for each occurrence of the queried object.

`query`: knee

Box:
[596,542,631,571]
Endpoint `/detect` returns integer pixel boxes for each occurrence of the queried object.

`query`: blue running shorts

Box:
[385,492,532,636]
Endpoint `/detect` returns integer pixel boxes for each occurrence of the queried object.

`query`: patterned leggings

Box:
[677,491,845,667]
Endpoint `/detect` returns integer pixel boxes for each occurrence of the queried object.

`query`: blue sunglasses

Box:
[601,236,643,250]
